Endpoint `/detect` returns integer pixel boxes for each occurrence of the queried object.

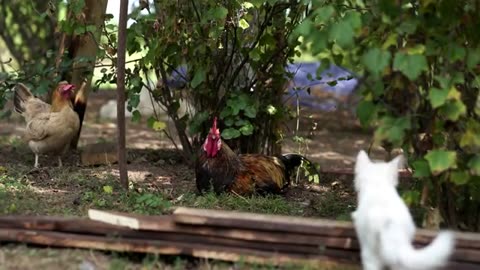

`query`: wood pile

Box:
[0,207,479,269]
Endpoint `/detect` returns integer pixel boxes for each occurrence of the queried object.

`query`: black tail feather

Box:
[70,81,88,149]
[13,83,32,114]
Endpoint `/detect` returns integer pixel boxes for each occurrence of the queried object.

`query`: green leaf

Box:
[227,95,248,116]
[314,5,335,22]
[361,48,391,77]
[393,52,428,80]
[450,171,470,186]
[266,105,277,115]
[224,118,234,126]
[191,68,206,88]
[250,0,264,8]
[447,45,466,63]
[244,106,257,118]
[356,100,376,126]
[220,106,233,118]
[241,2,254,9]
[234,119,246,127]
[382,33,398,50]
[327,11,361,49]
[401,190,420,206]
[425,150,457,175]
[310,31,328,55]
[103,185,113,194]
[239,122,254,136]
[329,20,355,48]
[428,87,449,108]
[406,44,425,55]
[412,159,431,178]
[249,48,261,61]
[86,25,97,33]
[294,20,313,36]
[211,7,228,19]
[221,128,241,139]
[74,27,86,35]
[236,94,249,110]
[344,11,362,29]
[468,155,480,176]
[439,100,466,121]
[152,121,167,131]
[467,48,480,69]
[460,119,480,148]
[374,116,411,146]
[396,19,418,34]
[131,110,141,123]
[71,0,86,15]
[238,19,250,29]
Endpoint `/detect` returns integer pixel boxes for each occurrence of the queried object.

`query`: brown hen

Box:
[13,81,80,168]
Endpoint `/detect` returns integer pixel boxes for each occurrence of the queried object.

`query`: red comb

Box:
[212,117,217,130]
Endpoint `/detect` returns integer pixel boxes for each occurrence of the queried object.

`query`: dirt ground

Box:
[0,90,388,269]
[1,89,388,165]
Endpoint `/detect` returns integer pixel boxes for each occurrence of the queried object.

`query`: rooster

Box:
[13,81,80,168]
[195,117,317,196]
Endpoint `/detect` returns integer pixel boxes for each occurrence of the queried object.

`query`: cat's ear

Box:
[355,150,371,170]
[390,154,404,169]
[356,150,370,163]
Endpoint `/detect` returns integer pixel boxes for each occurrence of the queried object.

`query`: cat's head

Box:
[354,150,404,192]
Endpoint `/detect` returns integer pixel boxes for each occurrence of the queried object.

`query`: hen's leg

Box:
[58,157,63,167]
[34,154,39,168]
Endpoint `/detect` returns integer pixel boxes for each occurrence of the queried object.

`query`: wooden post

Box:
[116,0,129,189]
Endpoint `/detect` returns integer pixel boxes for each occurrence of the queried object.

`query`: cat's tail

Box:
[381,229,455,270]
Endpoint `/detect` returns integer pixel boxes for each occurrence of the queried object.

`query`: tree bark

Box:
[117,0,129,190]
[63,0,109,149]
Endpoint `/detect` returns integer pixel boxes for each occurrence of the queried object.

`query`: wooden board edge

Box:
[88,209,140,230]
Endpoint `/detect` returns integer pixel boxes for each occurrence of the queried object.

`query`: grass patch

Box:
[313,191,356,221]
[177,191,304,216]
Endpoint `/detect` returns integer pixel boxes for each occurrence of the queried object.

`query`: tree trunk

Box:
[64,0,109,149]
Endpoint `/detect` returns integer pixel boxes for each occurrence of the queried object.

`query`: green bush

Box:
[295,0,480,231]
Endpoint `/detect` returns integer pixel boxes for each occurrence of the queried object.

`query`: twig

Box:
[231,190,250,203]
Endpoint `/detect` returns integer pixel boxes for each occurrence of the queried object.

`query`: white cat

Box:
[351,150,455,270]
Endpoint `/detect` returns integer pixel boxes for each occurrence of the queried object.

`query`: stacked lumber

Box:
[0,207,478,269]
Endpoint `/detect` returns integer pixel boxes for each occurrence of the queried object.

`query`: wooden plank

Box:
[88,209,360,249]
[0,215,355,255]
[415,229,480,250]
[2,213,480,265]
[3,213,480,263]
[319,168,412,178]
[173,207,356,237]
[1,228,478,270]
[0,228,359,268]
[173,208,480,251]
[0,216,120,234]
[447,261,480,270]
[451,248,480,264]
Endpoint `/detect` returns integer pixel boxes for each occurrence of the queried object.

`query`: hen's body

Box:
[195,117,312,195]
[14,82,80,168]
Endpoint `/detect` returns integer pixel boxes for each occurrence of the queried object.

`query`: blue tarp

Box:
[165,62,358,111]
[284,62,358,111]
